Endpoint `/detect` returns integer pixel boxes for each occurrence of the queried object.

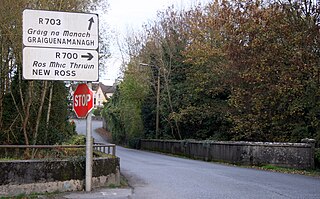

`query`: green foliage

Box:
[93,108,103,116]
[103,87,126,144]
[103,64,150,145]
[102,0,320,146]
[63,134,86,145]
[315,148,320,169]
[44,82,77,144]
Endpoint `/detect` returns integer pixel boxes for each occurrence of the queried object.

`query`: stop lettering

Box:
[74,94,91,107]
[73,84,93,118]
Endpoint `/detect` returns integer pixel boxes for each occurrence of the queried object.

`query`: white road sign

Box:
[23,47,98,81]
[23,9,99,81]
[23,9,98,50]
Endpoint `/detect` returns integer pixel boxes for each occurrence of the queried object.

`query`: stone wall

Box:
[141,139,315,169]
[0,157,120,196]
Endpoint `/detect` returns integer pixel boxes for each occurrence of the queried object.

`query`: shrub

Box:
[63,135,86,145]
[315,148,320,169]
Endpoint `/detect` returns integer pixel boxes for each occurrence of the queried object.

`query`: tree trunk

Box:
[45,82,53,144]
[32,81,48,158]
[0,32,3,132]
[163,67,182,140]
[33,80,48,145]
[22,81,34,146]
[0,89,3,132]
[18,64,25,113]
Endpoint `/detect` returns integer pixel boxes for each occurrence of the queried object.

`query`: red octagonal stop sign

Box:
[73,84,94,118]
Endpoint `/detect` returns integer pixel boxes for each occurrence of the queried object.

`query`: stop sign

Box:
[73,84,94,118]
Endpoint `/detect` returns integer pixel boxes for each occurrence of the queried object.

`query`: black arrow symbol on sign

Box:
[81,53,93,61]
[88,17,94,30]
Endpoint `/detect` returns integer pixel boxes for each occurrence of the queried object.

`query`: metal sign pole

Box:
[85,81,93,191]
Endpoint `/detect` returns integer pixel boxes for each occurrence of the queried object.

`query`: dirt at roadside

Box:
[95,128,113,143]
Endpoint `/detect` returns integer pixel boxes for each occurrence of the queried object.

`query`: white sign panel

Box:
[23,9,98,50]
[23,47,98,81]
[23,9,99,81]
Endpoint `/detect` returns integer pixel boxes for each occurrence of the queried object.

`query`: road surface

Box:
[73,119,320,199]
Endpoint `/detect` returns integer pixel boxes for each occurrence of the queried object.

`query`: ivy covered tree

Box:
[103,63,150,146]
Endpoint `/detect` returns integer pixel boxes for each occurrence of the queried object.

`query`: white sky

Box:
[101,0,211,86]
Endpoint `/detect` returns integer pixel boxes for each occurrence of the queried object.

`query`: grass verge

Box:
[0,191,61,199]
[253,164,320,177]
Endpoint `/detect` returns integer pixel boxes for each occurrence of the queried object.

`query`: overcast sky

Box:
[101,0,211,85]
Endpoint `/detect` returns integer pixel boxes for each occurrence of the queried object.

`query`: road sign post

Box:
[85,82,93,192]
[23,9,99,191]
[73,83,94,191]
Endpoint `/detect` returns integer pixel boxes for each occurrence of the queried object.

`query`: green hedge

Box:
[315,148,320,169]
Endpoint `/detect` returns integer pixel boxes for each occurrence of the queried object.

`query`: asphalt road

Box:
[74,118,106,143]
[73,119,320,199]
